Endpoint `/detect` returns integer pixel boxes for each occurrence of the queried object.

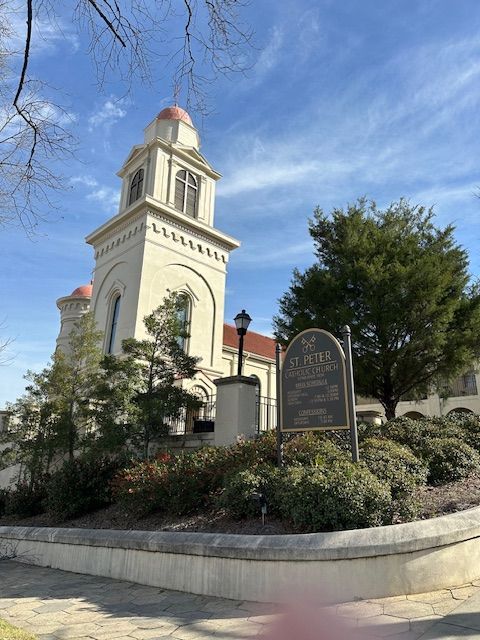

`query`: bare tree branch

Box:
[0,0,253,232]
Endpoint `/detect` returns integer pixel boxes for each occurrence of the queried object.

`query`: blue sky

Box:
[2,0,480,405]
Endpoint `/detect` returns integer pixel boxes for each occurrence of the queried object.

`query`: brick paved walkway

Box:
[1,560,480,639]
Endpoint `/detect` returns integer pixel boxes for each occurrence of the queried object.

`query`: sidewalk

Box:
[1,560,480,639]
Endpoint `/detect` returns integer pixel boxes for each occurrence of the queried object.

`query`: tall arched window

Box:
[174,170,197,217]
[107,294,121,354]
[128,168,144,206]
[176,294,191,352]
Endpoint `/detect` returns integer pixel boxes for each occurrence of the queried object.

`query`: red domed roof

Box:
[71,284,93,298]
[157,106,193,126]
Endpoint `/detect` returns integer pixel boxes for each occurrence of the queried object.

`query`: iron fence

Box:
[256,396,277,433]
[166,398,216,436]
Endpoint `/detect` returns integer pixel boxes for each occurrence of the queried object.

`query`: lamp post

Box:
[234,309,252,377]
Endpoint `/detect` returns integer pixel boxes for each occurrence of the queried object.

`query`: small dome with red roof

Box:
[157,106,193,126]
[70,284,93,298]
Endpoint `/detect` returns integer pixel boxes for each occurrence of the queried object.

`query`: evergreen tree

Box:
[274,198,480,419]
[120,293,201,458]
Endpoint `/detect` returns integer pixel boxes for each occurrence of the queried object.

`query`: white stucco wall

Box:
[2,508,480,603]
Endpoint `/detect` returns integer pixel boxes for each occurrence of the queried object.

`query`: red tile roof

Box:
[71,284,93,298]
[223,323,276,360]
[157,105,193,126]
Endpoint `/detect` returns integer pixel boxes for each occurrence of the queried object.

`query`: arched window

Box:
[107,294,121,354]
[176,294,191,352]
[128,168,144,206]
[174,170,197,217]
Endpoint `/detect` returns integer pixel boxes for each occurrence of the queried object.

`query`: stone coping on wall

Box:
[2,505,480,561]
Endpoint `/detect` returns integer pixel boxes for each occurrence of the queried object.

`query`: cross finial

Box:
[173,82,181,107]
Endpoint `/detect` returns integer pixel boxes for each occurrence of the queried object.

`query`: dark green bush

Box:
[282,432,346,466]
[449,412,480,453]
[0,488,8,517]
[45,456,124,520]
[275,462,392,531]
[360,437,427,519]
[218,465,281,519]
[420,437,480,485]
[4,481,47,517]
[381,416,461,452]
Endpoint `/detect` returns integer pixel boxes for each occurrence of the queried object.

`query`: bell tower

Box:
[85,106,239,388]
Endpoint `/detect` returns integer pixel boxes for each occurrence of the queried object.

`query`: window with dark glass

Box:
[174,170,197,217]
[176,294,191,352]
[107,295,121,354]
[128,168,144,206]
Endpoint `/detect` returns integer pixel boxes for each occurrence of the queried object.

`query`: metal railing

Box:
[256,396,277,433]
[167,398,216,436]
[442,373,478,398]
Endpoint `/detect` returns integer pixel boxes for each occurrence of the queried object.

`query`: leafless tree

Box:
[0,0,252,232]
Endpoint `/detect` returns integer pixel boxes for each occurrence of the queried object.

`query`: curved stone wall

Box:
[2,507,480,603]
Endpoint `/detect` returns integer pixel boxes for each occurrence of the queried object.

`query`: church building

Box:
[55,106,277,413]
[55,105,480,426]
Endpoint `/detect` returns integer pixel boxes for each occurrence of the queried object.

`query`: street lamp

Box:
[234,309,252,376]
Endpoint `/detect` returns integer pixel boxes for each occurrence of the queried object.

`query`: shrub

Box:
[420,437,480,485]
[218,465,280,519]
[4,481,47,518]
[360,438,427,519]
[449,413,480,453]
[45,456,124,520]
[381,416,463,452]
[112,458,170,515]
[275,462,392,531]
[0,488,8,517]
[282,433,346,466]
[113,434,279,516]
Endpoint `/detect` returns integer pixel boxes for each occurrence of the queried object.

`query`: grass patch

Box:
[0,618,36,639]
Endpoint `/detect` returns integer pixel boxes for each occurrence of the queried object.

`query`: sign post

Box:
[277,327,360,462]
[342,325,359,463]
[275,343,283,467]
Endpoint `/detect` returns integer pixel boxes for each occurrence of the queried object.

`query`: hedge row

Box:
[1,413,480,531]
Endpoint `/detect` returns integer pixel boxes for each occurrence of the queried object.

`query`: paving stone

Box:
[358,614,410,637]
[407,590,453,604]
[368,596,408,605]
[418,622,477,639]
[433,599,464,616]
[408,614,443,635]
[130,629,181,639]
[337,601,383,619]
[53,622,101,638]
[450,585,480,600]
[35,602,74,614]
[383,600,434,619]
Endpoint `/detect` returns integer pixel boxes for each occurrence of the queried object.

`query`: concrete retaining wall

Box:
[2,508,480,603]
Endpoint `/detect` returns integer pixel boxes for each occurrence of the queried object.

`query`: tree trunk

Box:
[384,402,397,421]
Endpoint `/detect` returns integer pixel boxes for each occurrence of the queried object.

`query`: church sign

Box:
[280,328,350,432]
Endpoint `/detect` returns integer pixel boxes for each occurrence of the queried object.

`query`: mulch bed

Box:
[3,473,480,534]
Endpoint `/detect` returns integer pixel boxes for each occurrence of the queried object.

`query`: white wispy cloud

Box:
[7,11,79,55]
[71,175,120,214]
[242,26,284,88]
[88,98,128,132]
[217,34,480,213]
[234,241,314,267]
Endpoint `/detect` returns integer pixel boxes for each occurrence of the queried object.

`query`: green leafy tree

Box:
[4,312,104,487]
[4,367,61,488]
[274,198,480,419]
[48,313,104,460]
[120,293,201,458]
[87,354,141,456]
